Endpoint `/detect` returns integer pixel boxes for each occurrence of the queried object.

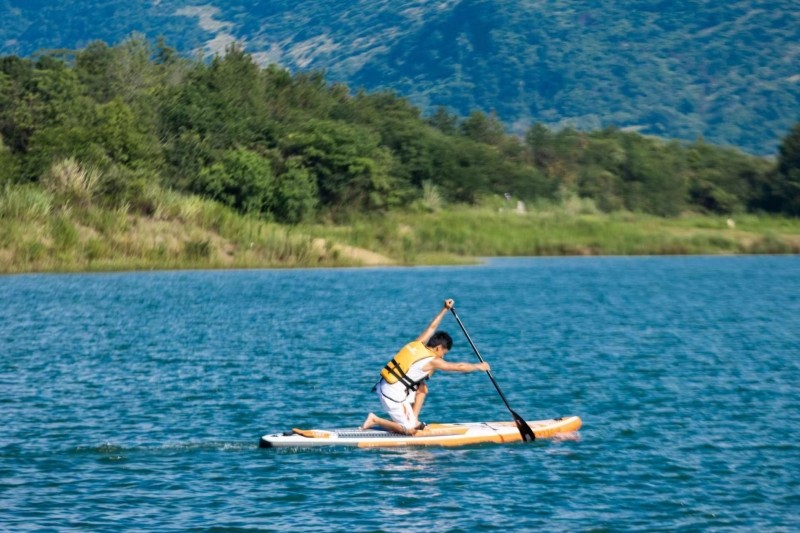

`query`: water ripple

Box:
[1,257,799,530]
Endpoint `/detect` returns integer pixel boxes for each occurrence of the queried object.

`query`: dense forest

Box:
[1,38,799,228]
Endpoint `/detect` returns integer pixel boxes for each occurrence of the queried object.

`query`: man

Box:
[360,298,490,435]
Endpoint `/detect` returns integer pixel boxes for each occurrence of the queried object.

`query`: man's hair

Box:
[427,331,453,351]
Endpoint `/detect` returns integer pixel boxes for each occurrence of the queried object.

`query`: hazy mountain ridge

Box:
[1,0,798,154]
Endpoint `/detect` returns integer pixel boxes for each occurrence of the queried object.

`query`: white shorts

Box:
[376,382,419,431]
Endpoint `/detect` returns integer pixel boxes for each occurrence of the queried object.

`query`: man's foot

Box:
[360,413,378,430]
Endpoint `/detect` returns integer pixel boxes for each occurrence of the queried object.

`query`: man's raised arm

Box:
[415,299,454,344]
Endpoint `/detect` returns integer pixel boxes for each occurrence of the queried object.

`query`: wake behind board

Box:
[259,416,581,448]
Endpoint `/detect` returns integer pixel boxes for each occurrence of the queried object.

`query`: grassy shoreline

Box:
[2,187,799,274]
[305,207,800,262]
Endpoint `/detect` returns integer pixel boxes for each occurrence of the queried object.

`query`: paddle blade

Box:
[512,411,536,442]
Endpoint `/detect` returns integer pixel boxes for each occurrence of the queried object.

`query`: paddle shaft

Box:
[450,308,517,413]
[449,308,535,441]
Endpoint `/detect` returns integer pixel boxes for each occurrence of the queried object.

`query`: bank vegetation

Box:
[2,38,799,273]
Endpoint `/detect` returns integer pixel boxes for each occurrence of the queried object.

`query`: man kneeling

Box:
[360,299,489,435]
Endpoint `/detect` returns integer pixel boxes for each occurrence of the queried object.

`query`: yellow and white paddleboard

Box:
[259,416,581,448]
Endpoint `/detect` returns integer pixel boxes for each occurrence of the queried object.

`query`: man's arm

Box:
[415,299,454,344]
[427,358,490,373]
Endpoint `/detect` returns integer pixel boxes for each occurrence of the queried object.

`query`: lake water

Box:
[1,257,799,531]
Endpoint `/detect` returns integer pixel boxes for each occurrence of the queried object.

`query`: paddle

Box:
[450,307,536,442]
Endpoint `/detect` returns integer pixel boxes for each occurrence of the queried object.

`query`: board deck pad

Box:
[261,417,582,448]
[292,424,470,439]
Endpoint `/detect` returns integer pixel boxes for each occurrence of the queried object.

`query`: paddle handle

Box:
[449,308,515,413]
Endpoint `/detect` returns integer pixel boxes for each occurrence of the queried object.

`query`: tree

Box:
[618,137,688,216]
[0,58,33,155]
[683,140,769,214]
[427,106,459,134]
[774,123,800,215]
[273,157,318,223]
[108,34,159,104]
[95,98,160,168]
[430,136,494,203]
[160,44,274,152]
[18,58,103,179]
[460,110,505,145]
[0,134,18,184]
[524,123,556,168]
[194,148,275,215]
[280,120,397,212]
[75,41,116,102]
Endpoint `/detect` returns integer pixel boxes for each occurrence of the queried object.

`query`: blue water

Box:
[2,257,799,531]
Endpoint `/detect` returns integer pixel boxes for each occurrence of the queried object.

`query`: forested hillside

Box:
[1,39,799,222]
[2,40,800,273]
[1,0,798,154]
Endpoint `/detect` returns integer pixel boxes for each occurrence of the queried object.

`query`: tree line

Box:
[1,37,798,223]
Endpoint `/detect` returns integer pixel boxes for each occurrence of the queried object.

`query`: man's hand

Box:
[443,298,454,310]
[474,362,490,372]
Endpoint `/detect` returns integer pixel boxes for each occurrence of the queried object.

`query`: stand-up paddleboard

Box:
[259,416,581,448]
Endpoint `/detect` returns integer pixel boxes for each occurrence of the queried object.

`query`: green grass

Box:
[0,184,54,220]
[1,183,799,274]
[305,205,800,260]
[0,182,335,273]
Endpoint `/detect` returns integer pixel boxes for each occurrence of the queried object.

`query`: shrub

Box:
[96,164,159,213]
[50,215,79,251]
[25,241,46,262]
[193,148,275,215]
[183,238,211,260]
[0,184,54,220]
[41,158,101,206]
[85,237,108,261]
[421,180,443,212]
[746,232,794,254]
[273,159,318,223]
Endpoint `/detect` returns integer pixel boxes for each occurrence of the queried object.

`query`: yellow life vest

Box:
[380,341,435,391]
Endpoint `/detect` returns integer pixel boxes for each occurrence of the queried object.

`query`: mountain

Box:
[2,0,799,154]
